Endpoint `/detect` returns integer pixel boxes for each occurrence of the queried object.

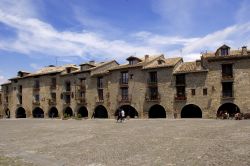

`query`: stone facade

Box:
[1,45,250,119]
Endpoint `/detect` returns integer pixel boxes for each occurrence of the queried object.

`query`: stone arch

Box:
[63,107,73,117]
[148,104,166,118]
[16,107,26,118]
[181,104,202,118]
[32,107,44,118]
[5,108,10,118]
[49,107,59,118]
[93,105,108,118]
[217,103,240,118]
[77,106,88,118]
[116,105,139,118]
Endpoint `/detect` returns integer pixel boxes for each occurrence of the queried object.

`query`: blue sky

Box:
[0,0,250,84]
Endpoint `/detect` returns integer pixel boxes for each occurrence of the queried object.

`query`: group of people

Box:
[116,108,125,122]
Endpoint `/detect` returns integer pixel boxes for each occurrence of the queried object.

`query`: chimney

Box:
[145,55,149,62]
[196,60,201,69]
[242,46,247,55]
[89,60,95,65]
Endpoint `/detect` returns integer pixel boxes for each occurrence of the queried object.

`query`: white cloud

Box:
[0,75,7,85]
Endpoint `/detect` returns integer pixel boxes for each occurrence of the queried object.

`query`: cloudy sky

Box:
[0,0,250,84]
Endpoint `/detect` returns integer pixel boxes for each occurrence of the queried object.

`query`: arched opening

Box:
[77,106,88,118]
[16,107,26,118]
[49,107,59,118]
[32,107,44,118]
[64,107,73,117]
[181,104,202,118]
[148,104,166,118]
[217,103,240,118]
[116,105,138,118]
[93,105,108,118]
[5,109,10,118]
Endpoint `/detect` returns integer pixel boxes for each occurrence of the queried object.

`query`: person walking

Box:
[121,109,125,122]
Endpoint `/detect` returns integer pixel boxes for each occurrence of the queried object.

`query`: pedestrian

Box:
[117,108,121,122]
[121,109,125,122]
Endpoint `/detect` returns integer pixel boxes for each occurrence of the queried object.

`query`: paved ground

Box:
[0,119,249,166]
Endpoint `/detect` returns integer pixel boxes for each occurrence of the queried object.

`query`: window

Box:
[176,74,185,85]
[34,94,39,102]
[149,72,157,83]
[121,72,128,84]
[222,82,233,97]
[222,64,233,78]
[51,93,56,101]
[65,95,71,103]
[19,85,22,93]
[191,89,196,96]
[98,89,104,101]
[97,77,103,89]
[203,88,207,96]
[5,96,8,103]
[121,87,128,100]
[51,78,56,88]
[18,95,22,104]
[65,81,71,91]
[66,68,71,73]
[176,86,185,97]
[149,87,158,100]
[34,80,40,88]
[221,48,229,56]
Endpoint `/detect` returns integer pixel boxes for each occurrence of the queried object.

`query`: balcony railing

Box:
[119,79,128,86]
[50,85,56,90]
[76,98,87,105]
[33,87,40,92]
[222,91,234,99]
[147,79,158,86]
[32,100,40,105]
[77,84,86,91]
[48,99,56,105]
[174,94,187,101]
[145,93,161,102]
[118,95,131,103]
[95,96,104,103]
[222,75,234,81]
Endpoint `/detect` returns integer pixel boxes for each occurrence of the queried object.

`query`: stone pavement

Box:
[0,119,249,166]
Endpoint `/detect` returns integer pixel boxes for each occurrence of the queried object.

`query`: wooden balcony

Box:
[221,91,234,100]
[76,98,87,105]
[95,97,104,104]
[147,79,158,87]
[33,87,40,92]
[119,79,128,87]
[221,75,234,82]
[77,84,86,91]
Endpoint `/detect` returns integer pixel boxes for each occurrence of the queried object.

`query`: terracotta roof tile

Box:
[174,62,208,74]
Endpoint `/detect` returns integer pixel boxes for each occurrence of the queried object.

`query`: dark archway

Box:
[217,103,240,118]
[33,107,44,118]
[16,107,26,118]
[181,104,202,118]
[5,109,10,118]
[93,105,108,118]
[77,106,88,118]
[116,105,138,118]
[148,104,166,118]
[49,107,59,118]
[64,107,73,117]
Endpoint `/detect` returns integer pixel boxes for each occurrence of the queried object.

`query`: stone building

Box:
[1,45,250,119]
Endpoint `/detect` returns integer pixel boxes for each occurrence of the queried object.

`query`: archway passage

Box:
[93,105,108,118]
[64,107,73,117]
[16,107,26,118]
[49,107,59,118]
[181,104,202,118]
[33,107,44,118]
[5,109,10,118]
[77,106,88,118]
[116,105,138,118]
[148,104,166,118]
[217,103,240,118]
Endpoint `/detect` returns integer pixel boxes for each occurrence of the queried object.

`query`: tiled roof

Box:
[109,55,161,71]
[174,62,208,74]
[202,50,249,59]
[143,57,182,69]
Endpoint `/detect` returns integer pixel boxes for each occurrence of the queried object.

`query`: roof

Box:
[110,55,162,71]
[174,61,208,74]
[203,45,250,60]
[143,57,182,69]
